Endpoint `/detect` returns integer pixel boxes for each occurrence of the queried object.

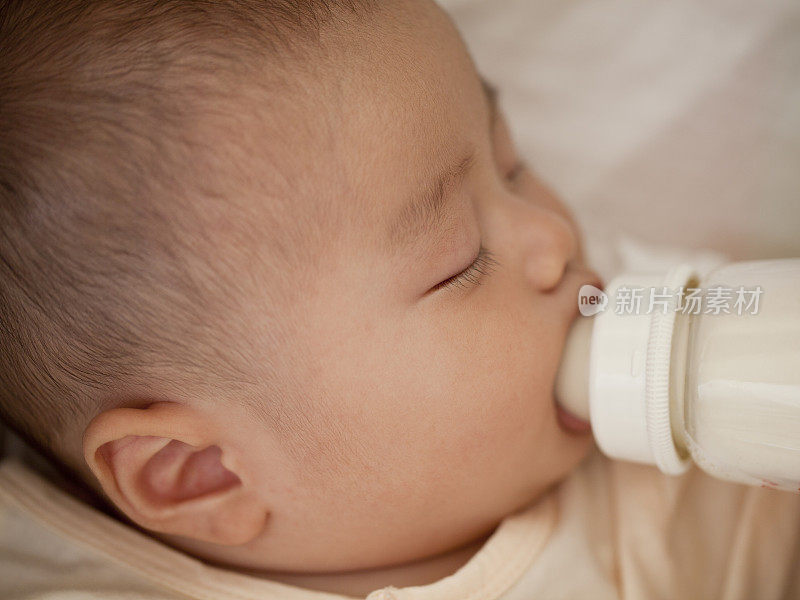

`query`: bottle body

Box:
[680,260,800,491]
[555,258,800,492]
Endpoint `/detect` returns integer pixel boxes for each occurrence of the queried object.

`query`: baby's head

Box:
[0,0,600,574]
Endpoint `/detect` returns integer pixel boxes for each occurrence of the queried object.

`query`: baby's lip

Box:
[556,402,592,434]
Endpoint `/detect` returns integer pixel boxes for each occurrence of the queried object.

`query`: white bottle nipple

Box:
[554,315,593,421]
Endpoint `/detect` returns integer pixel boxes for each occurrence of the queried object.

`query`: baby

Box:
[1,1,798,599]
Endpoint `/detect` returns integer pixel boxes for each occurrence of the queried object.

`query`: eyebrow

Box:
[384,79,499,253]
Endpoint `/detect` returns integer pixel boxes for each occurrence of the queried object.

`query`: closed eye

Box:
[428,245,498,294]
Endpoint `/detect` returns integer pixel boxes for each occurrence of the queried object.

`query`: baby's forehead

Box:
[236,5,484,258]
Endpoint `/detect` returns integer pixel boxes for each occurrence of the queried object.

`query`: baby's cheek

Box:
[450,355,551,450]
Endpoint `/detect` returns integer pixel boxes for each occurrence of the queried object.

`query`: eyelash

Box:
[430,245,499,293]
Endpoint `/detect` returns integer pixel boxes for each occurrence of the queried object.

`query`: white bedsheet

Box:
[441,0,800,262]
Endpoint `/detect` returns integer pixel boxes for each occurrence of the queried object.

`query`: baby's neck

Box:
[262,532,492,597]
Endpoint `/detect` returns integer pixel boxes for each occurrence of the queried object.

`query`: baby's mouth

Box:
[553,266,603,436]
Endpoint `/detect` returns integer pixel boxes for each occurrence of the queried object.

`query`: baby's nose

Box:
[516,207,578,293]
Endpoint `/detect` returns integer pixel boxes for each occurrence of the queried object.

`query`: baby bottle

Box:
[555,258,800,492]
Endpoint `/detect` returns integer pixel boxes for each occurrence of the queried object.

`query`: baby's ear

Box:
[83,402,268,546]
